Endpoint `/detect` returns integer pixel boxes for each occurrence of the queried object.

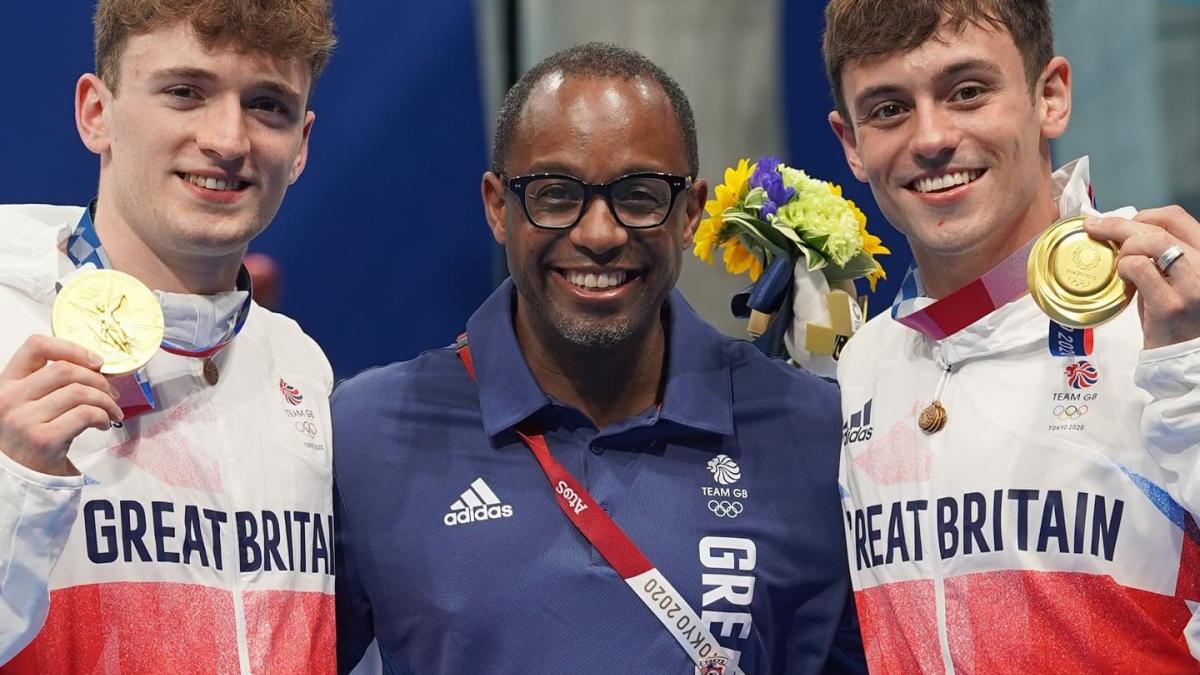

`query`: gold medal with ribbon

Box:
[52,269,165,375]
[1027,215,1130,329]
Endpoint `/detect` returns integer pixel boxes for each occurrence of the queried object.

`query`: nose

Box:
[908,102,960,167]
[569,195,628,260]
[196,96,251,160]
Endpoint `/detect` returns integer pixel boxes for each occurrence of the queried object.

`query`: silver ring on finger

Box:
[1155,244,1186,276]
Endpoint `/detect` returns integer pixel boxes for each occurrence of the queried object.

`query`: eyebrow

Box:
[149,66,303,104]
[521,163,676,178]
[852,57,1006,113]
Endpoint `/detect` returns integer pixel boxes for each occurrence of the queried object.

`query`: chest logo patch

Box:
[707,454,741,485]
[1065,361,1099,389]
[279,378,305,405]
[444,477,514,527]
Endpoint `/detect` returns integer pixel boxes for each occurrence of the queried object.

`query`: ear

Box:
[288,110,317,185]
[680,178,708,248]
[76,74,113,156]
[481,171,508,245]
[829,110,869,183]
[1037,56,1071,140]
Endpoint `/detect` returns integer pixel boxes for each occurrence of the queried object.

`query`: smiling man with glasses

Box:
[331,42,865,674]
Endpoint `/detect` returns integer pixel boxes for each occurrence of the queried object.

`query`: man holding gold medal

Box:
[821,0,1200,670]
[333,42,865,675]
[0,1,338,671]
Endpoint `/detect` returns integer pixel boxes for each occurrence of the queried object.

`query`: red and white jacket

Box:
[837,165,1200,673]
[0,205,335,674]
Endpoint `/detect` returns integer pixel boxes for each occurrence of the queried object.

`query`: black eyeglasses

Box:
[502,172,692,230]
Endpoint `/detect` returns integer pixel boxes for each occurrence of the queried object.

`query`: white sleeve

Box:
[0,450,84,665]
[1135,335,1200,514]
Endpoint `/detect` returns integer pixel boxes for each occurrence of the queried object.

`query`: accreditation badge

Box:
[1027,215,1130,329]
[698,655,729,675]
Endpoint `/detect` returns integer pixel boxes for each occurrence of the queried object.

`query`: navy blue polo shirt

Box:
[332,280,863,674]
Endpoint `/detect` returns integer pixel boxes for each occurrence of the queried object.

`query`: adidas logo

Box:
[843,399,873,444]
[443,477,514,527]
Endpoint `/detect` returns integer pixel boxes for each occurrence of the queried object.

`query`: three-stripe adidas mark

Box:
[443,477,515,527]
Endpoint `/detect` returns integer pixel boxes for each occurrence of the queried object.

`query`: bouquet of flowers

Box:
[693,156,888,290]
[692,156,891,375]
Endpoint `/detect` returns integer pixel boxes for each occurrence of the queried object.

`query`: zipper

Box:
[927,355,955,674]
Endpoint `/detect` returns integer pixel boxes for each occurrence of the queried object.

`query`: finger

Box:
[1135,205,1200,249]
[20,359,118,403]
[1116,230,1182,259]
[30,382,124,426]
[1083,215,1151,246]
[1116,233,1200,294]
[1,335,102,380]
[37,405,117,447]
[1116,255,1175,309]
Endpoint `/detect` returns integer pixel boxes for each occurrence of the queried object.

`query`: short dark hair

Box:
[491,42,699,178]
[822,0,1053,123]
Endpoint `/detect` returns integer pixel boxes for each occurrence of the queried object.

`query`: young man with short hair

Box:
[0,1,337,671]
[824,0,1200,670]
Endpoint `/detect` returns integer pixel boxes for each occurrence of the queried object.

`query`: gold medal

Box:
[52,269,164,375]
[1027,215,1130,329]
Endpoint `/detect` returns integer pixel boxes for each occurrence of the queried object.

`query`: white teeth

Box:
[914,170,981,194]
[566,270,627,289]
[183,173,241,191]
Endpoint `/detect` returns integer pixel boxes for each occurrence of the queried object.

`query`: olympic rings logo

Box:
[707,500,743,518]
[295,420,318,438]
[1053,405,1088,420]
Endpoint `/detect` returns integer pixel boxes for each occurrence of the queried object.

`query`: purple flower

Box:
[748,156,795,218]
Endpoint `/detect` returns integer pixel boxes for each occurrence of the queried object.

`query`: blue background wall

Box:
[782,0,913,307]
[0,1,492,380]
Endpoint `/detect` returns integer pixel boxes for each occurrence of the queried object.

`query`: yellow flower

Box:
[692,218,719,263]
[865,259,887,292]
[849,198,891,292]
[695,159,756,263]
[722,238,764,281]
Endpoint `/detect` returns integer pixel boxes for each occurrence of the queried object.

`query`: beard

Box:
[550,311,636,348]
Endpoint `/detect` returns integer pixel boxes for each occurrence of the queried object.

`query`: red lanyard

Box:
[456,335,741,675]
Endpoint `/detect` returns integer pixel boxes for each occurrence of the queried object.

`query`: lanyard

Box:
[456,335,741,675]
[890,237,1092,356]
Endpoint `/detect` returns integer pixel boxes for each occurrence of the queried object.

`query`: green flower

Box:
[773,167,864,267]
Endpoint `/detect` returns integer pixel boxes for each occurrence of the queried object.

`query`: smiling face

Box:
[481,73,706,350]
[829,20,1070,283]
[79,21,314,275]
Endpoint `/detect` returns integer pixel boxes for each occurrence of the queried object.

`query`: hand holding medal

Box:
[1082,205,1200,350]
[0,269,163,476]
[0,333,124,477]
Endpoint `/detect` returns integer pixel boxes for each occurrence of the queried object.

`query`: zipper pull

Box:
[919,364,952,434]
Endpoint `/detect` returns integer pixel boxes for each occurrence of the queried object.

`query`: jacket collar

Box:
[465,279,734,438]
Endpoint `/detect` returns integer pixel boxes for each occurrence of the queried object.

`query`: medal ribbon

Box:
[456,335,740,675]
[65,207,253,416]
[890,237,1092,355]
[890,237,1036,339]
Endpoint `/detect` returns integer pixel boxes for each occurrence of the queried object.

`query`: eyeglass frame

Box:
[501,171,693,230]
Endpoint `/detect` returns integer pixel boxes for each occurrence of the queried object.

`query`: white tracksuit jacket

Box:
[0,205,335,674]
[837,165,1200,673]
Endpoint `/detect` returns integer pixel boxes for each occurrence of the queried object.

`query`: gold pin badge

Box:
[1027,215,1130,329]
[918,401,947,434]
[52,269,164,375]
